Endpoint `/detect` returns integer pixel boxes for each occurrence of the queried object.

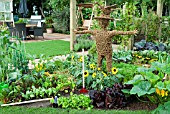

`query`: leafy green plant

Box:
[15,19,26,23]
[88,43,97,55]
[112,50,133,63]
[132,50,168,64]
[45,16,53,28]
[123,61,170,104]
[52,7,70,33]
[0,29,28,82]
[152,101,170,114]
[65,53,124,90]
[112,62,138,82]
[0,82,8,104]
[74,34,94,52]
[58,92,93,109]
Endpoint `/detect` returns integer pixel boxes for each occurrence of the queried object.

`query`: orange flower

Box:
[156,88,160,95]
[44,72,50,76]
[161,89,165,97]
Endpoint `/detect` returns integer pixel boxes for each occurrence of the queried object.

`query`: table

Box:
[26,24,37,28]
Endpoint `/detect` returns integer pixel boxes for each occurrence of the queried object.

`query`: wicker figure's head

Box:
[94,17,114,30]
[98,19,109,30]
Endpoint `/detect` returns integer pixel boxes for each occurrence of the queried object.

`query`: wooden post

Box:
[70,0,76,51]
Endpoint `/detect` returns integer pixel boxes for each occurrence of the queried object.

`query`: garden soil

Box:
[14,100,157,111]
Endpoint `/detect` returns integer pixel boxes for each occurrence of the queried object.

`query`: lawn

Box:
[0,107,150,114]
[24,40,70,57]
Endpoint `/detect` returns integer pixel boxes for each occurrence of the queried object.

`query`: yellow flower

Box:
[165,91,168,96]
[152,59,158,61]
[44,72,50,76]
[35,64,43,72]
[150,59,154,62]
[79,56,82,62]
[90,64,95,69]
[71,55,74,60]
[138,56,142,59]
[84,70,89,77]
[150,59,158,62]
[156,88,160,95]
[102,71,107,77]
[112,67,118,75]
[97,68,101,71]
[161,89,165,97]
[145,57,150,60]
[92,73,96,78]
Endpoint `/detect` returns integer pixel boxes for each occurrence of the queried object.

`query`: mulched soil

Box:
[122,101,157,110]
[10,90,158,111]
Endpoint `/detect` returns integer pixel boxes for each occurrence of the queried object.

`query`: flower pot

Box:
[46,28,53,34]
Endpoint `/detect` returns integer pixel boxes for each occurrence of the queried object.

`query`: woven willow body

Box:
[75,4,137,72]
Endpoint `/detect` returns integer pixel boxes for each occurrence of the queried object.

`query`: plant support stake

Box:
[80,49,88,93]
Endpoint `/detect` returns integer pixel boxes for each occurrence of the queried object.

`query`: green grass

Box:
[24,40,70,57]
[0,107,150,114]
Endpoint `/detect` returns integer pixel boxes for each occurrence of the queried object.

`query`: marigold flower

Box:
[161,89,165,97]
[92,73,96,78]
[112,67,118,75]
[84,70,89,77]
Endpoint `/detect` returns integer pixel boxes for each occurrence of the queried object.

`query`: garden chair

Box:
[15,23,27,39]
[33,22,44,39]
[76,3,94,30]
[6,22,17,36]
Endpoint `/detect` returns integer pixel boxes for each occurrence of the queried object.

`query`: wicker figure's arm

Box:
[74,29,94,35]
[109,30,138,36]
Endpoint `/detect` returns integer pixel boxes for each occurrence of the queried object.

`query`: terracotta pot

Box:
[46,28,53,34]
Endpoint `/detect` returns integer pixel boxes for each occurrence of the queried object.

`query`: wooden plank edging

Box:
[1,98,52,107]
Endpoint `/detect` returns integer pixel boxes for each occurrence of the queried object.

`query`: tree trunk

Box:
[157,0,164,39]
[157,0,164,17]
[141,2,147,18]
[70,0,76,51]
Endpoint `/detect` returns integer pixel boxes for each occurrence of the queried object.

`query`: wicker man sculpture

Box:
[74,4,138,72]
